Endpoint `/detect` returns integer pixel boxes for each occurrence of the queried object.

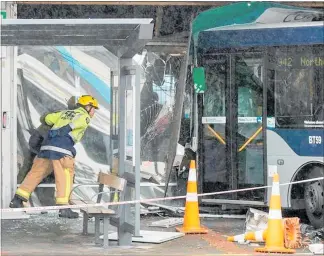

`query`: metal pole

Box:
[117,64,130,246]
[118,65,126,176]
[133,66,141,237]
[109,71,114,174]
[262,51,268,203]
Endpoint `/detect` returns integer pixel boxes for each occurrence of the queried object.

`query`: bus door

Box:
[199,52,266,204]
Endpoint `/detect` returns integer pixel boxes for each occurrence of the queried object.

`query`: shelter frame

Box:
[0,13,153,246]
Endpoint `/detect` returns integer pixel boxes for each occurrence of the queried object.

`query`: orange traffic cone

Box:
[227,230,267,242]
[176,160,208,234]
[255,173,295,254]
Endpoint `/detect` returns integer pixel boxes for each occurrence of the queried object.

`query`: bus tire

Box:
[304,166,324,228]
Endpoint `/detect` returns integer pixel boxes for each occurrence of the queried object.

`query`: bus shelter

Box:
[1,17,154,246]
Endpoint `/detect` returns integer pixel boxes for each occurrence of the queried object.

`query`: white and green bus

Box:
[188,2,323,228]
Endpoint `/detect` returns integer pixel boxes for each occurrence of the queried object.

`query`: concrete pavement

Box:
[1,212,314,255]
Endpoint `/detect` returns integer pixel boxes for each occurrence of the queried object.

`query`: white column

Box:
[1,1,17,210]
[133,65,141,237]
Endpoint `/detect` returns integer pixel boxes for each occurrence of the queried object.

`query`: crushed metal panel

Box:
[244,208,268,232]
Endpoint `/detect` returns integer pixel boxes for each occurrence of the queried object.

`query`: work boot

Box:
[59,208,79,219]
[9,195,24,208]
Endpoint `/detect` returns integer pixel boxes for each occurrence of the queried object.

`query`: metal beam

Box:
[1,18,152,25]
[17,1,324,7]
[17,1,232,6]
[1,38,135,46]
[1,28,133,38]
[117,65,132,246]
[114,23,154,58]
[164,15,192,197]
[145,41,187,54]
[1,19,153,51]
[133,65,141,237]
[201,199,266,206]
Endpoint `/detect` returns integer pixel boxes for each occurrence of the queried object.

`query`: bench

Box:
[70,172,127,248]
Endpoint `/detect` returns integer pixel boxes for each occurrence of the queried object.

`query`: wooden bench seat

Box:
[70,198,115,215]
[80,207,115,215]
[69,172,127,248]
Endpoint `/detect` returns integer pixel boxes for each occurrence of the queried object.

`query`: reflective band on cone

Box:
[227,234,245,242]
[269,209,282,220]
[228,230,266,243]
[272,182,280,195]
[188,169,196,182]
[186,193,198,202]
[255,230,265,242]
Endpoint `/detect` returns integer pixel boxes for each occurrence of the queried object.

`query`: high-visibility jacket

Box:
[38,107,91,159]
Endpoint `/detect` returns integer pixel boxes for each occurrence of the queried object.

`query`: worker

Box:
[26,96,77,199]
[9,95,99,219]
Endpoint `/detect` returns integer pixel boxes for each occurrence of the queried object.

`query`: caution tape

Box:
[1,177,323,213]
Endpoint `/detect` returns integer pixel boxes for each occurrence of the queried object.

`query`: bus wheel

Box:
[304,166,324,229]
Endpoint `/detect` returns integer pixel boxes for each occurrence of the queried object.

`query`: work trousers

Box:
[16,156,75,205]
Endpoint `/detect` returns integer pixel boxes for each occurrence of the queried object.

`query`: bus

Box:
[187,2,324,228]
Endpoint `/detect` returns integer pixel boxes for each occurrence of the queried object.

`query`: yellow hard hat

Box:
[77,95,99,109]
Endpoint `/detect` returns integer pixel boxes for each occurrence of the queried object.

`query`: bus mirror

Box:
[193,67,206,93]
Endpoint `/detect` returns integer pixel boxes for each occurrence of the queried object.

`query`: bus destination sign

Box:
[276,55,324,68]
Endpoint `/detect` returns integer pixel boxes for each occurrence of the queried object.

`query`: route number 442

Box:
[309,136,322,144]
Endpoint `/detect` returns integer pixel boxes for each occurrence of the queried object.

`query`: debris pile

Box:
[229,207,324,254]
[300,224,324,245]
[244,208,268,232]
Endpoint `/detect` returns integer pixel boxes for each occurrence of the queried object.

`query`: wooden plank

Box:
[98,172,126,191]
[70,199,93,205]
[81,207,115,215]
[72,198,115,214]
